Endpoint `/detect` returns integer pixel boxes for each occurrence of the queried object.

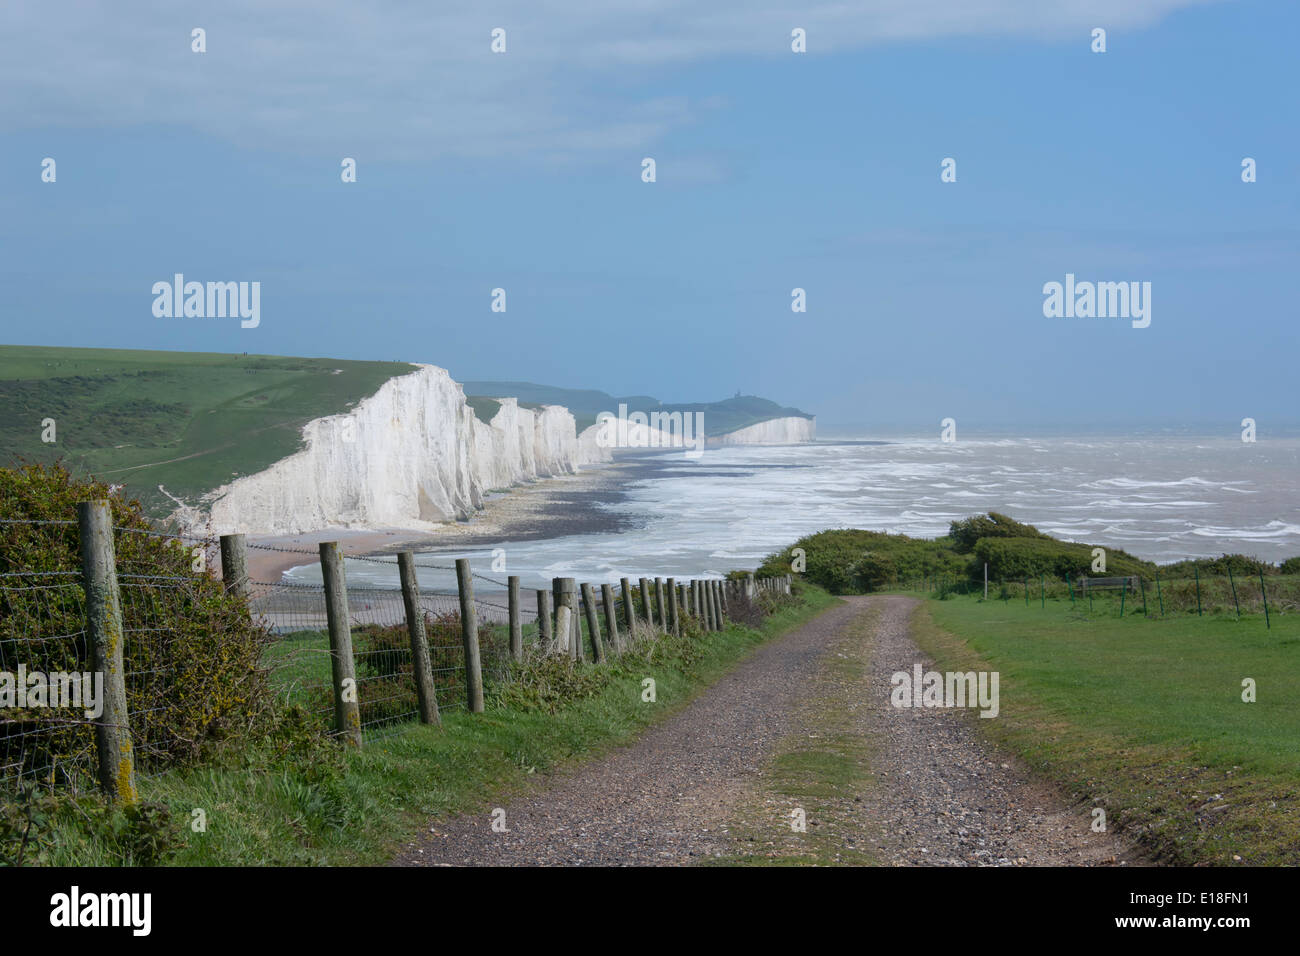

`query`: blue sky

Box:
[1,0,1295,429]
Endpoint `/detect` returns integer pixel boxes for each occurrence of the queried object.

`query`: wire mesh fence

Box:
[0,573,95,793]
[3,511,752,796]
[913,570,1297,621]
[251,576,475,742]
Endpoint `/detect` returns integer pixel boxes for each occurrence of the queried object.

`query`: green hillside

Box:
[0,345,412,516]
[463,381,814,435]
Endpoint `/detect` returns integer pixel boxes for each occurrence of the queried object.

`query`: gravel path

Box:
[857,595,1145,866]
[396,595,1146,866]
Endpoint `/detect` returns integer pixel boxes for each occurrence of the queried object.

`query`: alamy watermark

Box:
[1042,273,1150,328]
[594,404,705,459]
[0,666,103,719]
[152,274,260,328]
[890,664,999,718]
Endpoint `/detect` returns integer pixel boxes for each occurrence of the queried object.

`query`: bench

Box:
[1077,575,1141,593]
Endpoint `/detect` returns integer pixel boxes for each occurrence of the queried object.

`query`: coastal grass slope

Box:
[0,345,410,516]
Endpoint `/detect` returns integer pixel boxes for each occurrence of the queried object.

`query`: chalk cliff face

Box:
[190,365,812,536]
[200,365,603,536]
[706,416,816,447]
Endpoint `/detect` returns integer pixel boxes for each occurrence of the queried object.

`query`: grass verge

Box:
[910,595,1300,865]
[34,586,839,866]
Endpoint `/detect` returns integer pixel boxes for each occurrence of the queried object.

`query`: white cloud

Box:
[0,0,1223,160]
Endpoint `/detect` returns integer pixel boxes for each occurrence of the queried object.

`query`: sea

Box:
[286,432,1300,593]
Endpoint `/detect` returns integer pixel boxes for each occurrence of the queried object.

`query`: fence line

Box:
[2,506,793,801]
[910,569,1291,625]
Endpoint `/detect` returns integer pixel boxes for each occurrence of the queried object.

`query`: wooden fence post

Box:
[601,583,623,652]
[554,604,573,654]
[397,552,440,726]
[455,558,485,713]
[654,578,667,633]
[219,533,250,602]
[620,577,636,632]
[702,580,715,631]
[712,580,725,628]
[551,577,564,649]
[563,578,582,660]
[536,589,552,646]
[77,500,136,804]
[320,541,363,745]
[667,577,680,636]
[507,575,523,660]
[639,577,654,625]
[581,583,605,663]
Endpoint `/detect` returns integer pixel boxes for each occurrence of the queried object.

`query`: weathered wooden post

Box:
[581,583,605,663]
[219,532,250,602]
[712,580,725,628]
[554,603,573,654]
[564,578,582,660]
[455,558,485,713]
[746,571,756,600]
[320,541,363,745]
[654,578,667,632]
[667,577,680,636]
[639,577,654,625]
[398,552,440,726]
[536,589,552,647]
[620,576,636,632]
[77,500,136,804]
[551,576,564,644]
[601,583,623,652]
[508,575,523,660]
[702,580,714,631]
[552,577,577,656]
[718,577,728,614]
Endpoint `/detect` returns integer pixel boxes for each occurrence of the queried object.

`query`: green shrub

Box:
[1280,557,1300,575]
[1160,554,1277,578]
[948,512,1049,553]
[849,551,897,591]
[972,535,1153,583]
[0,461,271,786]
[759,528,965,594]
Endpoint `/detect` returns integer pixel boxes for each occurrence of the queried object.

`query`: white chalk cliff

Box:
[707,416,816,447]
[186,364,812,536]
[196,365,608,536]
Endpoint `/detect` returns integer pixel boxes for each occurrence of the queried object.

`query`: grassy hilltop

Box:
[0,345,410,516]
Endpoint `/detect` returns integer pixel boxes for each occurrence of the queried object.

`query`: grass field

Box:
[0,345,411,516]
[35,587,839,866]
[912,594,1300,864]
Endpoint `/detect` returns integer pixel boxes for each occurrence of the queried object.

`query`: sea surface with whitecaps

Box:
[288,432,1300,592]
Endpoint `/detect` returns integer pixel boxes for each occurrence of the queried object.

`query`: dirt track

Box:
[396,595,1146,866]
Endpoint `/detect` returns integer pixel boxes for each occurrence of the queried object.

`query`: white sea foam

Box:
[291,433,1300,588]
